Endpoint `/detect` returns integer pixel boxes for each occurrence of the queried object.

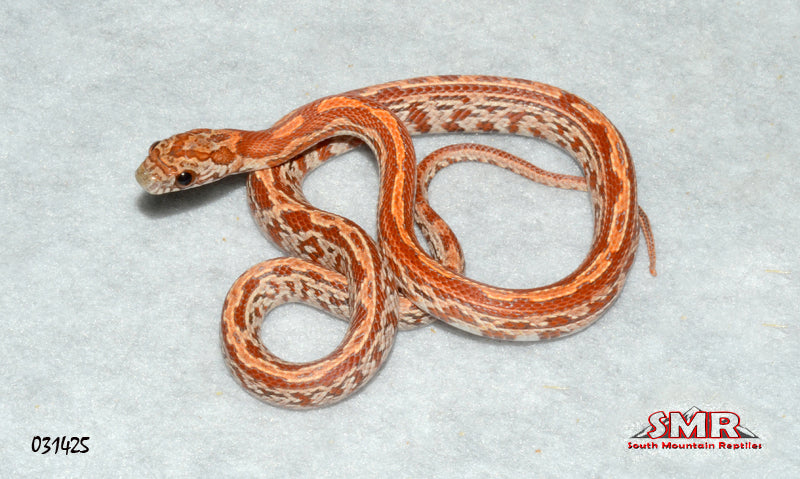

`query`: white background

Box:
[2,1,797,476]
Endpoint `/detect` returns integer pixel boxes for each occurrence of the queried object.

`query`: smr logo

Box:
[629,406,762,450]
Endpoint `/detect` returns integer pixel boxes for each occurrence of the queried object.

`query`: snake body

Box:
[136,76,654,408]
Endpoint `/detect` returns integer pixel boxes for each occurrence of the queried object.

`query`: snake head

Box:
[136,129,243,194]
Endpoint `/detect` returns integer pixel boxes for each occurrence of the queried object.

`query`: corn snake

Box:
[136,75,655,408]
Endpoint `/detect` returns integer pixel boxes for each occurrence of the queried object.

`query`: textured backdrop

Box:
[2,1,797,476]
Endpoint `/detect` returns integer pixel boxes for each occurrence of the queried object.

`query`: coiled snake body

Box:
[136,76,655,408]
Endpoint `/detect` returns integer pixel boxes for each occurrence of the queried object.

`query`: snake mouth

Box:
[135,164,161,194]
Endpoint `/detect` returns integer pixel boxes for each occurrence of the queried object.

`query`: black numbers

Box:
[31,436,90,454]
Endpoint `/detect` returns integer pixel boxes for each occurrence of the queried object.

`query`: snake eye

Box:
[149,141,159,153]
[176,171,194,187]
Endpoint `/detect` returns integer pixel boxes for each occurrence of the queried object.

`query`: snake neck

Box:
[237,96,419,222]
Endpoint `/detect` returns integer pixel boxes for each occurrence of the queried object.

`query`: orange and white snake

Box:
[136,75,655,408]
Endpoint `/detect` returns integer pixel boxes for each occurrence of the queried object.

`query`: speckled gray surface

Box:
[2,1,798,476]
